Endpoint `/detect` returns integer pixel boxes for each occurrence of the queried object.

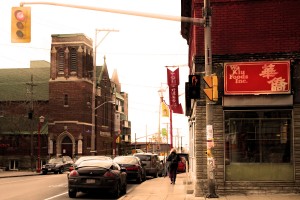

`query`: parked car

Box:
[133,153,163,178]
[68,156,127,198]
[177,153,189,173]
[113,155,146,183]
[158,156,167,176]
[177,158,186,172]
[42,156,74,175]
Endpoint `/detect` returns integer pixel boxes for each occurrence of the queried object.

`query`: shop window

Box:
[224,110,293,181]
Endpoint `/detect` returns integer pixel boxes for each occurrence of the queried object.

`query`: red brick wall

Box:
[191,0,300,56]
[49,81,92,122]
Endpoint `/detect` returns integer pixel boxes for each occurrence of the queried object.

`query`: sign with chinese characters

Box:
[167,68,183,114]
[224,61,290,95]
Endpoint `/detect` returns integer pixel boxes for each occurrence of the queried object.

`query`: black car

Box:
[68,156,127,198]
[113,155,146,183]
[42,156,74,175]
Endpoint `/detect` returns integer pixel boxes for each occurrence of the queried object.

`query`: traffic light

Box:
[203,75,218,102]
[11,7,31,43]
[188,75,201,99]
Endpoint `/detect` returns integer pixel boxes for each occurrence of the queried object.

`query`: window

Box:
[58,48,65,74]
[9,160,19,170]
[224,110,293,181]
[64,94,68,107]
[225,110,292,164]
[70,48,77,74]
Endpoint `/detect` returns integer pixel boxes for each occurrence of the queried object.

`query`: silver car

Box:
[133,153,163,178]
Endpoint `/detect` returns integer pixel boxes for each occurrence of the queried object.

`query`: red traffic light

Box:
[14,10,26,21]
[11,7,31,43]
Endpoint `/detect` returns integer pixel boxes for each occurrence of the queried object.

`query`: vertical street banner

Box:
[167,68,183,114]
[161,101,169,117]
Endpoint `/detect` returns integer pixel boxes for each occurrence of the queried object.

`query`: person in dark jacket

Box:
[166,148,180,184]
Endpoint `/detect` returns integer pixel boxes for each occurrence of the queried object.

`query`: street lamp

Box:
[91,100,115,155]
[37,116,44,173]
[95,101,115,110]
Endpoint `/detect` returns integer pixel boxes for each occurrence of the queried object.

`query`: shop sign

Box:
[224,61,290,95]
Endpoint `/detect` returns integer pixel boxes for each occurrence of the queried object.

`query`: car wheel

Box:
[42,171,47,175]
[59,168,64,174]
[68,189,77,198]
[112,182,121,198]
[153,171,158,178]
[121,181,127,194]
[142,173,146,181]
[136,173,142,183]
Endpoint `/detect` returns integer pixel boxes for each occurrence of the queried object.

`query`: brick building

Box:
[181,0,300,195]
[0,33,131,170]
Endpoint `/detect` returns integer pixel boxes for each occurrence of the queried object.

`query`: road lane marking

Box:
[44,192,67,200]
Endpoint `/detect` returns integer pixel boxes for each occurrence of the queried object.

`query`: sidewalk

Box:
[1,170,300,200]
[0,169,40,178]
[119,172,300,200]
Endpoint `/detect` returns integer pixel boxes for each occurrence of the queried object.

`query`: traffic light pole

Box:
[20,2,204,25]
[203,0,218,198]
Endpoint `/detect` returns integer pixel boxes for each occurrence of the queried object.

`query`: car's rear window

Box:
[114,157,138,164]
[78,159,112,169]
[177,154,189,162]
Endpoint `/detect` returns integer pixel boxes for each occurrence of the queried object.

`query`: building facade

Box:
[181,0,300,195]
[0,34,131,170]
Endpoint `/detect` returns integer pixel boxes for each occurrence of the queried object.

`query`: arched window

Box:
[58,48,64,74]
[70,47,77,74]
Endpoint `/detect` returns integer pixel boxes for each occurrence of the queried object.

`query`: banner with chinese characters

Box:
[224,61,290,95]
[167,68,183,114]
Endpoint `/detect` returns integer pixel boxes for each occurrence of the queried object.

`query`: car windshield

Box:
[77,159,112,169]
[48,158,63,164]
[114,157,138,164]
[135,155,151,161]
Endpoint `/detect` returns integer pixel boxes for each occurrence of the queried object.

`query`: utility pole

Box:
[26,74,36,171]
[203,0,218,198]
[91,29,118,155]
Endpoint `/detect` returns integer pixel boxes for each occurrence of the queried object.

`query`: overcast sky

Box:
[0,0,190,147]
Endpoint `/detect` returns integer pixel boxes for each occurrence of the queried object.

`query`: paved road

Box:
[1,170,300,200]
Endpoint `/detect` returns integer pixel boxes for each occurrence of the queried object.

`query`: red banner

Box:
[167,68,183,114]
[224,61,290,95]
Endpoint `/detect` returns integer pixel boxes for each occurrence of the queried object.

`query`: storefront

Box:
[223,61,293,182]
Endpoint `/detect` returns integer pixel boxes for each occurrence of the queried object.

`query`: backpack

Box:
[171,154,178,165]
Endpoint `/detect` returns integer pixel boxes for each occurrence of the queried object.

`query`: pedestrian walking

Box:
[166,148,180,184]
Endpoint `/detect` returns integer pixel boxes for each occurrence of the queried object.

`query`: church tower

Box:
[48,34,94,157]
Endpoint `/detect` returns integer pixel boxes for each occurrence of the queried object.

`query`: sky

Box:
[0,0,190,148]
